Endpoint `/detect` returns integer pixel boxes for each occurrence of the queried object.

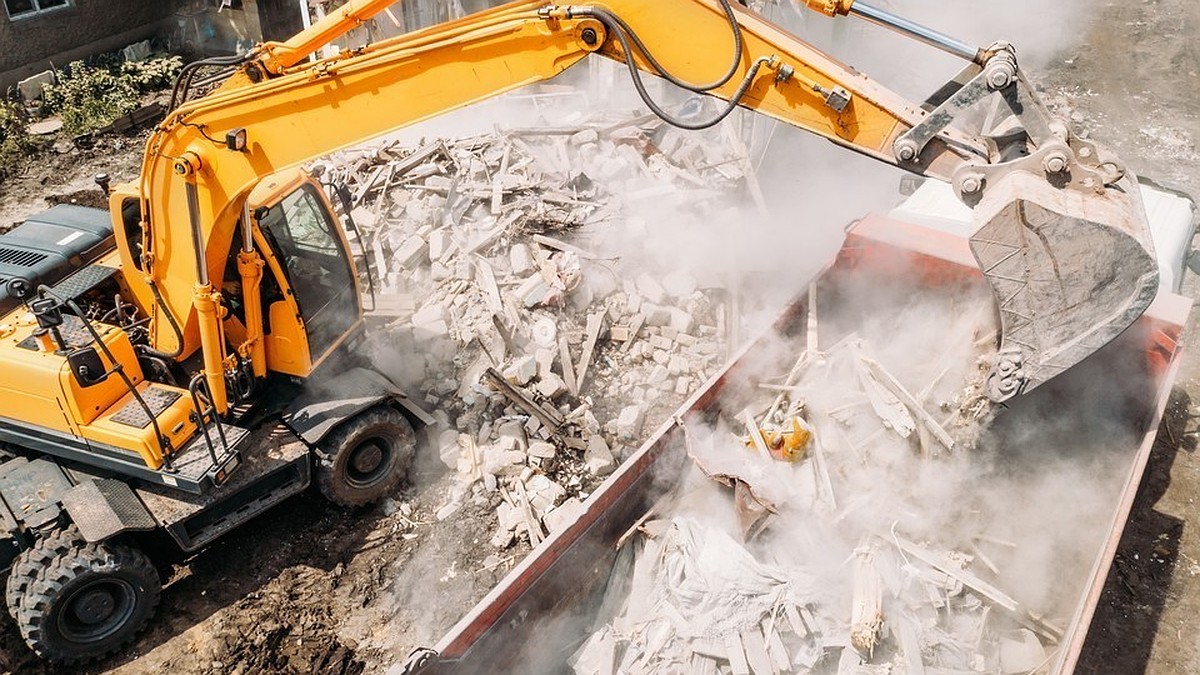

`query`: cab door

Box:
[257,184,361,365]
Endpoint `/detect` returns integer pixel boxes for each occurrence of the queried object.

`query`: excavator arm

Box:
[122,0,1157,413]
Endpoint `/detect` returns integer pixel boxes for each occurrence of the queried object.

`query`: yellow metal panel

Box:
[0,312,80,435]
[80,382,198,470]
[58,324,145,427]
[265,300,311,376]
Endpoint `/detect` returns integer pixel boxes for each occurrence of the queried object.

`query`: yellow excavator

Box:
[0,0,1158,663]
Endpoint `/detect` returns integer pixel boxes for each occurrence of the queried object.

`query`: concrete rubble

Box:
[570,300,1064,675]
[318,111,758,549]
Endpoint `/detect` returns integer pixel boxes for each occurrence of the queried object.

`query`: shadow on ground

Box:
[1076,387,1194,674]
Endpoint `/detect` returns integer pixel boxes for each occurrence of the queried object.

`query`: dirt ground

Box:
[0,1,1198,673]
[1048,1,1200,673]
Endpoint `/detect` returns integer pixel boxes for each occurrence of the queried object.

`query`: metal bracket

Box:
[61,479,157,543]
[893,45,1065,169]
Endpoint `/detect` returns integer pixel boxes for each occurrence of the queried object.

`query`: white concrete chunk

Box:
[635,273,667,304]
[584,435,615,476]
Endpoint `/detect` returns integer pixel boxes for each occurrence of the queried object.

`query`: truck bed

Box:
[415,215,1191,674]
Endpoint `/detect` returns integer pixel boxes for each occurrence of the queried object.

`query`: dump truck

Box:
[405,182,1195,674]
[0,0,1174,664]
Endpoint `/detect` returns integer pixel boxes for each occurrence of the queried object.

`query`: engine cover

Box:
[0,204,114,315]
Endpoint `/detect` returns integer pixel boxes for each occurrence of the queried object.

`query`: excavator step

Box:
[136,423,311,551]
[110,387,182,428]
[164,423,253,488]
[15,313,94,351]
[49,263,118,301]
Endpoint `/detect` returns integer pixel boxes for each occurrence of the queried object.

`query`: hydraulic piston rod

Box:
[847,2,984,64]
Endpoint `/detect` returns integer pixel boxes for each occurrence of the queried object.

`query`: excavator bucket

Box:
[969,170,1159,402]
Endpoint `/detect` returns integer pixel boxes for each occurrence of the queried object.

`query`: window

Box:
[4,0,69,20]
[259,185,358,358]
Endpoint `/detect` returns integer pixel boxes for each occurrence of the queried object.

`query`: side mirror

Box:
[67,347,108,387]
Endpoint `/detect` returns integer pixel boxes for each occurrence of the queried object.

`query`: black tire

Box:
[316,406,415,507]
[6,527,86,621]
[14,530,160,665]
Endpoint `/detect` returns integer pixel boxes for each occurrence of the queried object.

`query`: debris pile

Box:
[322,112,761,547]
[570,286,1085,675]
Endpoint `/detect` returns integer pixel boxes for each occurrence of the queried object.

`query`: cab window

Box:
[258,186,358,358]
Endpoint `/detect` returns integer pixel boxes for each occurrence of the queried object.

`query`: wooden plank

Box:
[621,313,646,353]
[352,164,388,207]
[531,233,599,259]
[575,309,606,392]
[741,409,771,458]
[473,256,503,313]
[894,535,1063,642]
[691,653,720,675]
[723,631,751,675]
[850,547,883,655]
[762,349,810,424]
[393,140,446,176]
[491,142,511,215]
[511,479,544,546]
[764,624,790,673]
[739,627,774,675]
[809,433,837,511]
[383,6,402,28]
[690,638,727,661]
[861,357,957,453]
[482,367,564,431]
[558,334,579,396]
[783,603,807,639]
[896,614,927,675]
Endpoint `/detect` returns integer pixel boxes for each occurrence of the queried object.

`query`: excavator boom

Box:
[131,0,1156,408]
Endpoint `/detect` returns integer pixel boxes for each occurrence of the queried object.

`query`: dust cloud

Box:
[554,258,1154,673]
[467,2,1141,671]
[360,1,1121,670]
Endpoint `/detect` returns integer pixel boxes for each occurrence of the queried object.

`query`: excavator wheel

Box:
[11,526,160,665]
[6,526,86,622]
[316,406,415,507]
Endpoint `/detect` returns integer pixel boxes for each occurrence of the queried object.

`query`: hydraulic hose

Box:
[168,54,252,111]
[574,0,766,130]
[137,278,186,360]
[574,0,744,93]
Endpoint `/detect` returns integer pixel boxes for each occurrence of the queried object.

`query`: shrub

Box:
[43,56,183,136]
[0,100,36,177]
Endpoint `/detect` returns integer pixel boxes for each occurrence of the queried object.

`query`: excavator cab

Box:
[224,170,365,378]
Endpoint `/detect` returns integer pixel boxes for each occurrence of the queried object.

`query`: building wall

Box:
[0,0,178,91]
[256,0,303,42]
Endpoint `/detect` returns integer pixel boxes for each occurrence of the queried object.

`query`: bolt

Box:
[1044,152,1069,174]
[961,176,983,194]
[895,141,918,162]
[580,27,598,46]
[983,57,1016,90]
[1079,146,1093,159]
